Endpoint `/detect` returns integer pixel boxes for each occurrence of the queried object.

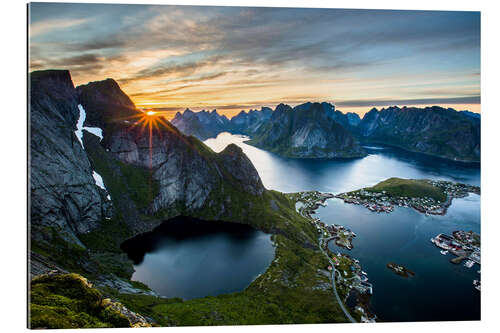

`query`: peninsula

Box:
[335,178,480,215]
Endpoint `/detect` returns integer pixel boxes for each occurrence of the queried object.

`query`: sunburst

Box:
[117,109,173,170]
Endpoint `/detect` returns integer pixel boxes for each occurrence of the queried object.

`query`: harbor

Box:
[292,190,376,322]
[431,231,481,290]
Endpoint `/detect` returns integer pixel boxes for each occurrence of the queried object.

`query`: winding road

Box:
[319,238,357,323]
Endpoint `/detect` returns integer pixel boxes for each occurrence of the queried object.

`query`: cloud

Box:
[117,56,224,84]
[30,18,89,37]
[336,96,481,107]
[53,53,103,66]
[29,4,480,113]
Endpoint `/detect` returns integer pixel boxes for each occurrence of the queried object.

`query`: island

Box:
[386,263,415,278]
[336,177,480,215]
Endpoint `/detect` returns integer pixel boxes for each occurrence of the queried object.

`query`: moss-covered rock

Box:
[29,273,150,329]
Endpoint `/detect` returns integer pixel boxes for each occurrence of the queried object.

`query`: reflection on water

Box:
[204,132,480,322]
[121,216,275,300]
[314,196,480,322]
[204,132,479,193]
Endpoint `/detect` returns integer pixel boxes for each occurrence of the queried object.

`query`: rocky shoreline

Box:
[386,263,415,278]
[291,191,376,322]
[335,179,480,216]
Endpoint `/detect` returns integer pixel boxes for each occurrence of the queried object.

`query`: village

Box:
[335,180,480,216]
[292,191,376,323]
[431,230,481,291]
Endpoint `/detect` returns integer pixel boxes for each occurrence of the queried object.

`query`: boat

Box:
[440,250,448,255]
[464,260,475,268]
[473,279,481,291]
[361,271,367,275]
[430,238,435,244]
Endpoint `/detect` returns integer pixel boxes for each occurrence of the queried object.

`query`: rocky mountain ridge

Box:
[171,102,480,162]
[356,106,480,162]
[171,108,231,140]
[246,102,367,159]
[29,69,277,284]
[30,70,113,247]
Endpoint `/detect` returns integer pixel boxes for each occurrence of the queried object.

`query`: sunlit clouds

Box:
[29,3,481,118]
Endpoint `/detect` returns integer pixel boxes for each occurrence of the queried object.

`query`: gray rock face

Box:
[77,79,266,217]
[218,144,265,196]
[171,108,231,140]
[247,102,366,159]
[356,106,481,162]
[30,70,111,246]
[171,107,273,140]
[229,107,273,135]
[77,78,137,130]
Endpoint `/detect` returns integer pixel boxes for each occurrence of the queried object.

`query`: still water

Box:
[204,132,481,322]
[121,216,275,300]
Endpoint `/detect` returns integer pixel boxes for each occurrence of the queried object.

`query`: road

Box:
[319,238,357,323]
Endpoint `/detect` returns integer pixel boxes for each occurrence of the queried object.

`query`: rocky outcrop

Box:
[230,107,273,135]
[171,106,273,140]
[77,78,266,219]
[30,70,112,247]
[247,102,366,159]
[77,78,137,132]
[171,108,231,140]
[30,70,269,282]
[218,144,265,195]
[29,273,151,328]
[356,106,481,162]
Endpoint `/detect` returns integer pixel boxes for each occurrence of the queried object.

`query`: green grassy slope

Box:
[108,235,346,326]
[365,177,446,201]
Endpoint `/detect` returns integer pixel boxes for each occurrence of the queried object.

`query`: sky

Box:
[29,3,480,119]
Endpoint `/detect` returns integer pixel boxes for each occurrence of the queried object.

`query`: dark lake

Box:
[204,132,481,322]
[121,216,275,300]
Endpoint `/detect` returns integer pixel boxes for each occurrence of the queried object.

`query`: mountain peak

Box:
[76,78,137,129]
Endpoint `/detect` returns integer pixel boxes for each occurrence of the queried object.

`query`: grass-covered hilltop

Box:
[336,177,480,215]
[29,70,351,328]
[365,178,447,201]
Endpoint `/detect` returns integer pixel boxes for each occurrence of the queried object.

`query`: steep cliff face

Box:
[171,109,231,140]
[218,144,264,196]
[30,70,271,271]
[247,102,366,158]
[356,106,481,162]
[30,70,112,246]
[77,78,137,131]
[76,79,265,220]
[316,102,360,131]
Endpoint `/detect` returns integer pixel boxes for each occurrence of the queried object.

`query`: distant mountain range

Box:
[357,106,480,162]
[246,102,366,158]
[171,106,273,140]
[171,102,480,162]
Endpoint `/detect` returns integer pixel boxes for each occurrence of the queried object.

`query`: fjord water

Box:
[204,132,480,322]
[122,216,275,300]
